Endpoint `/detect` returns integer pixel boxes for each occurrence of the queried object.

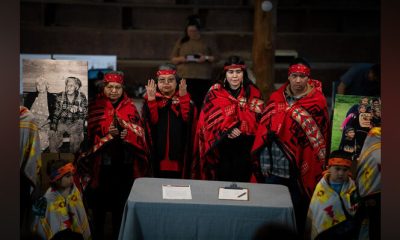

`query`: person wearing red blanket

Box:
[142,63,197,179]
[252,57,330,236]
[80,71,149,240]
[192,55,264,182]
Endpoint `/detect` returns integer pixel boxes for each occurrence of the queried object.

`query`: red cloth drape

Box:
[252,79,330,198]
[192,83,264,180]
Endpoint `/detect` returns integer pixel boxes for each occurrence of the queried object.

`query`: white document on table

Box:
[162,185,192,200]
[218,188,249,201]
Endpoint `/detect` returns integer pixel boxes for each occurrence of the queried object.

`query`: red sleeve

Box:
[146,100,159,125]
[179,94,191,122]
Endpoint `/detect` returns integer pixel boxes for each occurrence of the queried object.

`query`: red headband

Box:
[104,73,124,84]
[288,64,310,76]
[156,70,176,76]
[49,163,75,183]
[224,64,246,71]
[328,157,352,168]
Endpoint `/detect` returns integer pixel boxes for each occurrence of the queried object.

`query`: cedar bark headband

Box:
[104,73,124,84]
[49,163,76,182]
[288,64,310,76]
[328,157,352,168]
[224,64,246,70]
[156,70,176,76]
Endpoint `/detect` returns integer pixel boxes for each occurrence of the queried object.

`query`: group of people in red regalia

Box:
[72,55,333,239]
[23,54,380,240]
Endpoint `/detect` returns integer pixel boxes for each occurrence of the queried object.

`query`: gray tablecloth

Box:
[118,177,296,240]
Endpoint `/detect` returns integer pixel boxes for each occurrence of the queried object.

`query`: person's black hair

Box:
[180,15,201,44]
[329,149,353,161]
[187,14,202,28]
[289,57,311,69]
[216,55,259,99]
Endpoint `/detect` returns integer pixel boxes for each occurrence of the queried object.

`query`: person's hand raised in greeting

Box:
[228,128,241,139]
[179,79,187,97]
[108,123,120,137]
[146,79,157,101]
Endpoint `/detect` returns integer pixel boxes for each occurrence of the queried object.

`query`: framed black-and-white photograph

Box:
[22,59,88,154]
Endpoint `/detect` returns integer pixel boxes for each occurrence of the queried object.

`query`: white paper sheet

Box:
[218,188,249,201]
[162,185,192,200]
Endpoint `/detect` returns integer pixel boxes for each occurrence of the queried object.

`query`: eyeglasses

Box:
[105,85,123,91]
[158,78,176,84]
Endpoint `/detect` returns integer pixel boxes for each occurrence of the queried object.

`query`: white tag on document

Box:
[218,188,249,201]
[162,185,192,200]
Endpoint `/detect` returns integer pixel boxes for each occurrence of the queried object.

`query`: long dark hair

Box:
[216,55,257,98]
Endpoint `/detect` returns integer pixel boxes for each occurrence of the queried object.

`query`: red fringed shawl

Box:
[77,93,149,189]
[252,79,330,198]
[193,83,264,180]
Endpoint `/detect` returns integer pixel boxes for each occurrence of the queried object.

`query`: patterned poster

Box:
[330,94,381,158]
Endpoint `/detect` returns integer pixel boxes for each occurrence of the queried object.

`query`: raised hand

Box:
[179,79,187,97]
[145,79,157,101]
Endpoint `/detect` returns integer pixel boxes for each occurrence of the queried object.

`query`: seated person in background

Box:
[142,63,197,179]
[306,150,361,240]
[337,63,380,97]
[49,77,88,153]
[32,159,91,240]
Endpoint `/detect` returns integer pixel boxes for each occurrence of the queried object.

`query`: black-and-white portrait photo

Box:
[22,59,88,153]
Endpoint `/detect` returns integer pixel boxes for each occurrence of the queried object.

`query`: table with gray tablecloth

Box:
[118,177,296,240]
